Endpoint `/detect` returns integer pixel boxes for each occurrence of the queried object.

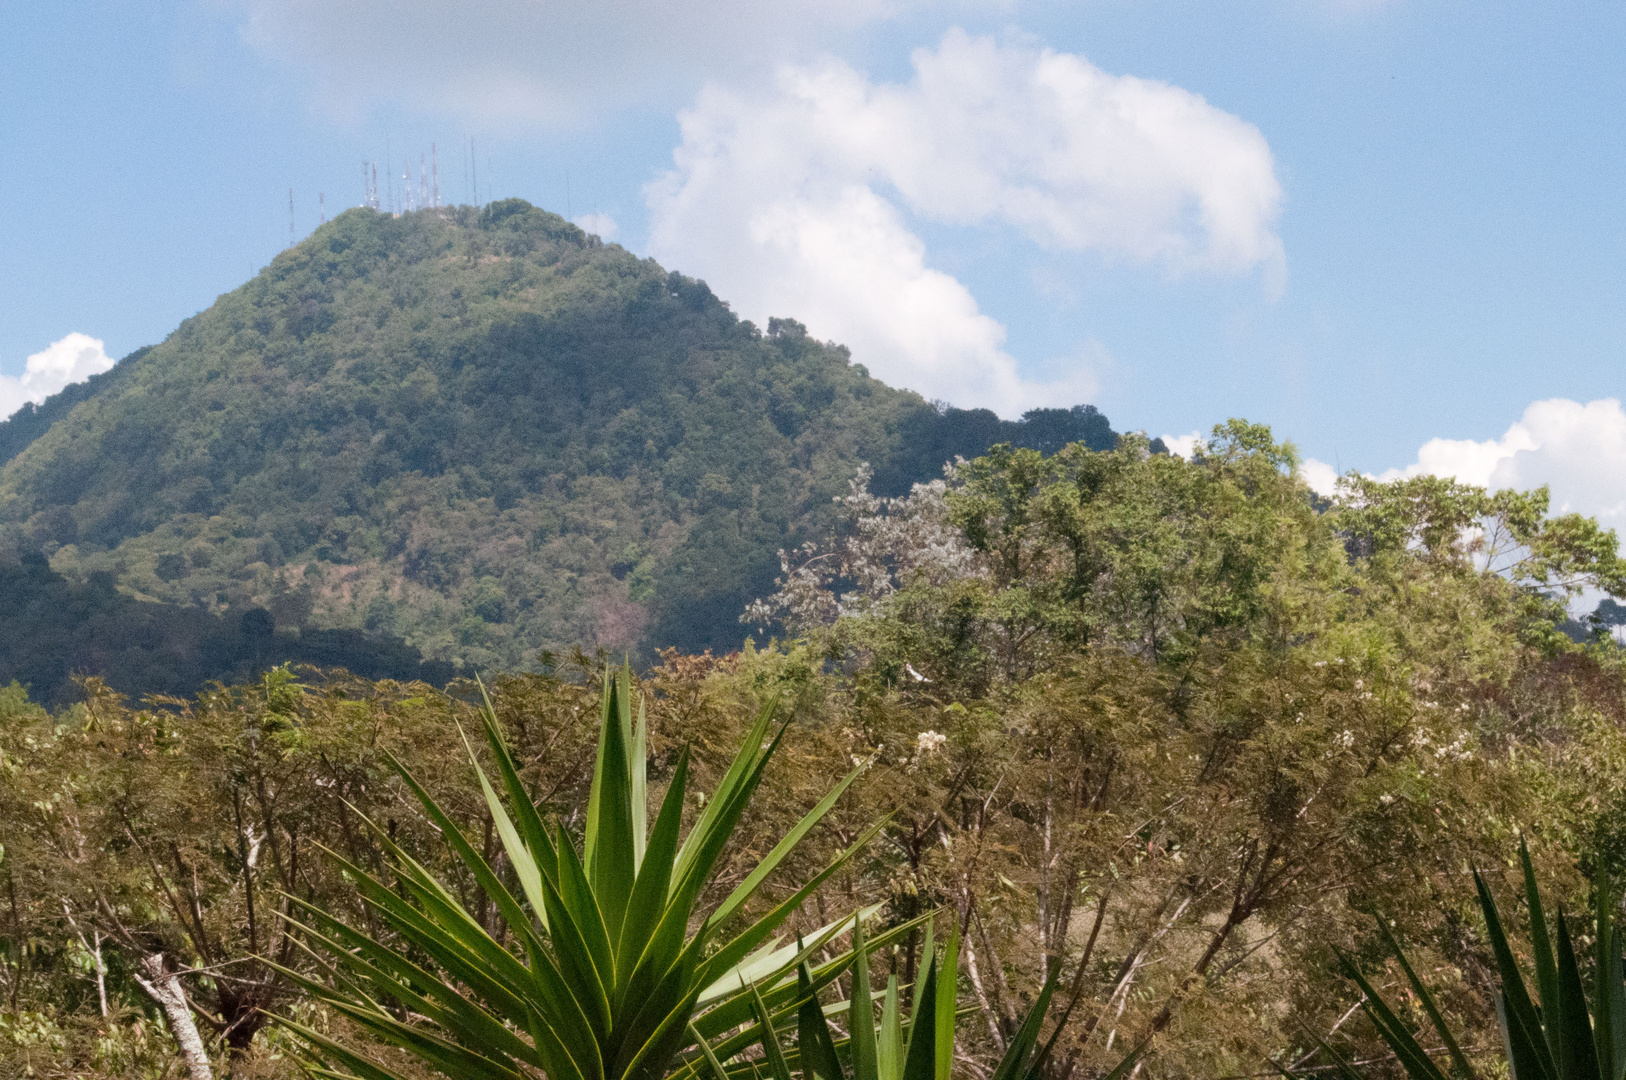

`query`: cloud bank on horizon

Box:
[1294,398,1626,536]
[646,31,1284,417]
[0,334,114,422]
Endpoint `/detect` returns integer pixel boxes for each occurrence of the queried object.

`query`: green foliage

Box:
[0,656,621,1078]
[0,546,459,706]
[280,668,883,1080]
[0,205,1116,672]
[9,421,1626,1078]
[742,420,1626,1075]
[721,923,1139,1080]
[1300,841,1626,1080]
[867,404,1118,498]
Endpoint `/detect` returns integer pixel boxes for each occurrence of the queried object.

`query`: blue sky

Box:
[4,1,1625,518]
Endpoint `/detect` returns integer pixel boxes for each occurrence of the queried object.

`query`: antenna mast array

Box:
[358,144,450,216]
[288,188,295,248]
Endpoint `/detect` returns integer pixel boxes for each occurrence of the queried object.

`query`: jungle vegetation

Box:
[7,425,1626,1079]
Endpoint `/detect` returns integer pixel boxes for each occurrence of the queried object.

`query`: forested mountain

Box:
[0,201,1118,675]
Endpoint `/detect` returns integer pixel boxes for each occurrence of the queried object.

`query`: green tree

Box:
[736,421,1626,1075]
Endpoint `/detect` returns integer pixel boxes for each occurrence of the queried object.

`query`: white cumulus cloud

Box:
[1159,430,1205,459]
[646,30,1283,416]
[0,333,115,421]
[1298,457,1341,497]
[1303,398,1626,534]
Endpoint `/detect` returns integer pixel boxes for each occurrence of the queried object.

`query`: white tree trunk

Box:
[134,953,214,1080]
[92,930,108,1017]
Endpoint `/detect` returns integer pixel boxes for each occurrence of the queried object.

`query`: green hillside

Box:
[0,201,1116,670]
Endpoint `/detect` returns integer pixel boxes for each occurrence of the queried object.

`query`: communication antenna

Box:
[431,142,439,208]
[403,159,414,213]
[320,191,326,225]
[471,137,478,206]
[288,188,295,247]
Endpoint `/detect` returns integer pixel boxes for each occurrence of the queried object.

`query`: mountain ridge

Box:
[0,200,1119,671]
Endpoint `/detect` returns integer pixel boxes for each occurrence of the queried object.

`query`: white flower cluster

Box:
[916,730,947,754]
[741,464,986,635]
[1412,729,1474,763]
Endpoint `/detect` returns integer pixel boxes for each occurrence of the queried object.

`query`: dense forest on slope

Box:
[0,547,458,706]
[0,201,1119,678]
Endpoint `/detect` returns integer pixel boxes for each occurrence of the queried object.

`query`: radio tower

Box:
[288,188,295,248]
[370,164,379,209]
[431,142,440,208]
[420,152,429,210]
[320,192,326,225]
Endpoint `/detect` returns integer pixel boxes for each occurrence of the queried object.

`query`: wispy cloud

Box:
[236,0,952,124]
[573,213,619,242]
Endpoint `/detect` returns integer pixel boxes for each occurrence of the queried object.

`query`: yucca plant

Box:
[694,918,1141,1080]
[1296,839,1623,1080]
[274,670,902,1080]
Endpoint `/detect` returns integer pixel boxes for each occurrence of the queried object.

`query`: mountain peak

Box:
[0,199,1117,673]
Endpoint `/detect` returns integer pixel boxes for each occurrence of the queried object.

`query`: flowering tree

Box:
[731,423,1626,1074]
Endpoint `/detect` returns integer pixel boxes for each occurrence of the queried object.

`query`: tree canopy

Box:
[7,425,1626,1078]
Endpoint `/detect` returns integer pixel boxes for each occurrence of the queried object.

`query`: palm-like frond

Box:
[1296,839,1625,1080]
[277,669,881,1080]
[712,918,1142,1080]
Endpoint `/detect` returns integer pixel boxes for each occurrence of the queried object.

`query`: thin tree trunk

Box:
[93,930,108,1018]
[6,870,20,1014]
[61,902,109,1017]
[961,920,1007,1050]
[134,953,214,1080]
